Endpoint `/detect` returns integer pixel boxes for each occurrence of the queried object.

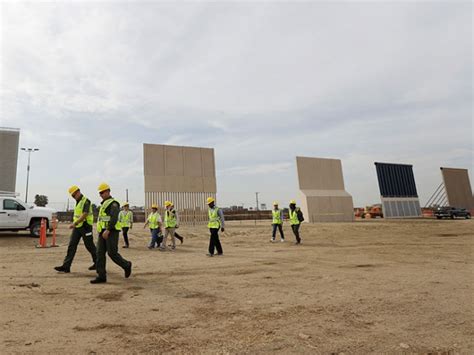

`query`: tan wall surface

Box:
[441,167,474,209]
[143,144,217,224]
[0,129,19,192]
[144,144,217,193]
[296,156,345,190]
[296,156,354,223]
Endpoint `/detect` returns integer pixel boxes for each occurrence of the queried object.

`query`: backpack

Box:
[296,208,305,222]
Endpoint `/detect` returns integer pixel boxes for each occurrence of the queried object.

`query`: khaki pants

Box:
[161,227,176,249]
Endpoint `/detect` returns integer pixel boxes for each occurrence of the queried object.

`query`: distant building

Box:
[0,127,20,193]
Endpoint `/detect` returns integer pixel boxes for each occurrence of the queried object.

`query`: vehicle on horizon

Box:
[0,192,56,237]
[434,206,471,220]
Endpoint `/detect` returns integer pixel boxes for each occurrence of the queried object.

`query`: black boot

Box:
[54,265,70,273]
[88,264,96,271]
[124,262,132,278]
[90,277,107,284]
[175,233,184,244]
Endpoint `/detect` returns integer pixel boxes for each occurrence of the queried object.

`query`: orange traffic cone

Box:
[50,218,59,247]
[36,218,47,248]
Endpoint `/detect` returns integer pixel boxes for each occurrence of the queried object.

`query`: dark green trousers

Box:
[63,224,96,268]
[96,230,130,279]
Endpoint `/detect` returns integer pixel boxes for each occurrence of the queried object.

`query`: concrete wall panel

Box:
[143,143,164,176]
[203,177,217,192]
[143,144,217,224]
[296,156,354,223]
[184,147,203,177]
[164,145,184,176]
[441,167,474,209]
[0,128,20,192]
[297,157,345,190]
[201,148,215,178]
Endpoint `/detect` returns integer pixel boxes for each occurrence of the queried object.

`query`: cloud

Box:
[1,1,472,208]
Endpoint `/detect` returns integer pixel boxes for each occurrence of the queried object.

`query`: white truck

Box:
[0,192,57,237]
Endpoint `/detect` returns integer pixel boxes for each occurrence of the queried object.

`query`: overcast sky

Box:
[1,1,472,211]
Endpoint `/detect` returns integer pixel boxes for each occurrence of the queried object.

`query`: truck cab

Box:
[0,192,57,237]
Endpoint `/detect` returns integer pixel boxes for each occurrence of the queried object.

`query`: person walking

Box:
[160,201,178,251]
[289,200,303,244]
[206,197,225,257]
[174,230,184,244]
[119,202,133,248]
[54,185,97,273]
[144,204,162,249]
[91,183,132,284]
[270,201,285,242]
[171,202,184,244]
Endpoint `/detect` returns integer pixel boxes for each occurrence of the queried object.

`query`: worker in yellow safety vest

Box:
[91,183,132,284]
[160,201,178,250]
[119,202,133,248]
[289,200,303,244]
[206,197,225,257]
[144,204,162,249]
[270,201,285,243]
[54,185,97,273]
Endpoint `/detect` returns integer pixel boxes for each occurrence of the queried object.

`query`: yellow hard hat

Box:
[164,201,172,207]
[98,182,110,193]
[68,185,79,195]
[123,202,129,207]
[289,200,296,204]
[273,201,279,206]
[206,197,215,204]
[151,204,158,209]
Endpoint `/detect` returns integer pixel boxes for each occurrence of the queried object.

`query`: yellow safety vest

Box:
[97,198,121,233]
[289,208,300,226]
[164,209,177,228]
[74,195,94,228]
[147,212,160,229]
[119,210,133,228]
[272,209,282,225]
[208,207,221,229]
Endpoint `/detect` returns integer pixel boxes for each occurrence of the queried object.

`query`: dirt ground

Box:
[0,219,472,354]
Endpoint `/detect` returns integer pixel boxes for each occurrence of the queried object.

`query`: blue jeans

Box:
[149,229,162,248]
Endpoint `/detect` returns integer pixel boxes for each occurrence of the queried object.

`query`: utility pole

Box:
[126,189,129,202]
[20,147,39,203]
[255,192,259,225]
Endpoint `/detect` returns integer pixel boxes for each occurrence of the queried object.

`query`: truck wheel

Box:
[436,216,442,219]
[450,215,455,219]
[466,214,471,219]
[30,221,41,237]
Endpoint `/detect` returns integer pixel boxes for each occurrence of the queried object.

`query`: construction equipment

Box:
[356,204,384,219]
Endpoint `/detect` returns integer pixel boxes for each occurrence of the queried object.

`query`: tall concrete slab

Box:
[441,167,474,209]
[0,128,20,192]
[296,156,354,223]
[143,143,217,224]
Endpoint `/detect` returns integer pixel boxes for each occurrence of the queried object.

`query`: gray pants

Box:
[161,227,176,249]
[96,230,130,279]
[63,224,96,268]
